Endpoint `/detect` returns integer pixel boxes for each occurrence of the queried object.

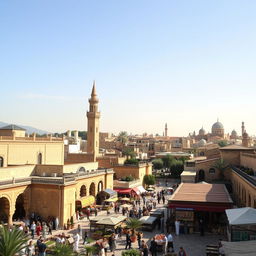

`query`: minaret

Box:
[165,123,168,137]
[86,81,100,161]
[242,122,245,135]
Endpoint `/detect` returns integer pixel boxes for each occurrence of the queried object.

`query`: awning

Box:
[114,188,132,194]
[131,187,140,195]
[169,202,232,212]
[138,186,147,193]
[104,197,118,202]
[226,207,256,225]
[76,196,95,208]
[104,189,117,198]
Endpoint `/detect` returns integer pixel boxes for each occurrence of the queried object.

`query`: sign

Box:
[176,210,194,221]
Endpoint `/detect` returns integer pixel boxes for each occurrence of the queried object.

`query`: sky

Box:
[1,0,256,136]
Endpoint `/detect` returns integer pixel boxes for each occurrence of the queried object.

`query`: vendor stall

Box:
[154,234,167,252]
[139,216,157,231]
[168,183,233,234]
[225,207,256,241]
[150,208,165,219]
[221,240,256,256]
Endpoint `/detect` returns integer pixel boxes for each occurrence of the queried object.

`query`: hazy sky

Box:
[1,1,256,136]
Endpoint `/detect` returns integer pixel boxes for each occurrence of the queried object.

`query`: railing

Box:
[231,166,256,187]
[0,136,63,142]
[0,177,31,186]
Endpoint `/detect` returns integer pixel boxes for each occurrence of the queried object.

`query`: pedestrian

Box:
[30,221,36,239]
[137,232,142,249]
[36,223,42,237]
[175,219,180,236]
[73,233,80,252]
[178,247,187,256]
[125,231,131,250]
[26,240,35,256]
[48,221,53,235]
[109,233,116,252]
[167,233,174,253]
[199,218,204,236]
[42,223,47,240]
[77,224,82,237]
[149,237,158,256]
[157,195,161,204]
[141,241,149,256]
[83,231,88,245]
[37,238,47,256]
[162,195,165,204]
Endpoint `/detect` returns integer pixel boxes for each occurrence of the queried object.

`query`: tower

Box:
[242,122,245,135]
[242,130,250,147]
[86,81,100,161]
[165,123,168,137]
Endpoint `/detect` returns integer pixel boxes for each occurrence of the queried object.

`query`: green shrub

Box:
[122,249,141,256]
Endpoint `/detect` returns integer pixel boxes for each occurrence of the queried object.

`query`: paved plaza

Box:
[46,179,224,256]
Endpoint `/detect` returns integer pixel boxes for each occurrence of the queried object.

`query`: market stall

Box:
[225,207,256,241]
[139,216,157,231]
[154,234,167,252]
[221,240,256,256]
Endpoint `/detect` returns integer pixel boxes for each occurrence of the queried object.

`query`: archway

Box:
[80,185,87,197]
[89,183,96,196]
[198,169,205,181]
[0,197,10,224]
[98,181,103,193]
[37,153,42,164]
[13,194,26,221]
[0,157,3,167]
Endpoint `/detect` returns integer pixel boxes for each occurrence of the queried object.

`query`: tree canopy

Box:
[143,174,156,186]
[117,131,129,144]
[152,159,164,170]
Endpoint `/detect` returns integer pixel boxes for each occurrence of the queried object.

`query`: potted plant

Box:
[84,245,98,256]
[70,216,74,229]
[67,219,71,230]
[122,249,141,256]
[125,218,142,243]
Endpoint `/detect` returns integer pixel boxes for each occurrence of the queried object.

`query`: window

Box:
[209,168,215,174]
[37,153,42,164]
[0,157,3,167]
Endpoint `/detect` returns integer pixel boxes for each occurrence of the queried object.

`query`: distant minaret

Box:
[86,81,100,161]
[242,122,245,135]
[165,123,168,137]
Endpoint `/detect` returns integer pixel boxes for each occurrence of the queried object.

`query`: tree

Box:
[212,158,229,179]
[52,244,74,256]
[152,159,163,170]
[143,174,156,187]
[125,218,142,239]
[0,227,28,256]
[218,140,228,147]
[123,148,136,158]
[117,131,128,144]
[161,155,175,169]
[170,159,184,178]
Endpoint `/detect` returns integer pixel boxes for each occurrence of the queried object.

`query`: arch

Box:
[80,185,87,197]
[13,194,26,221]
[98,181,103,193]
[0,197,10,224]
[37,153,42,164]
[198,169,205,181]
[0,156,3,167]
[89,182,96,196]
[78,167,85,173]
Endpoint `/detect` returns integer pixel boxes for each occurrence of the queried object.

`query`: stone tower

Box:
[242,122,245,136]
[242,130,250,147]
[165,123,168,137]
[86,81,100,161]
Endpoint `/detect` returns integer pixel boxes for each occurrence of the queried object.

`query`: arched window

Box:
[37,153,42,164]
[89,183,96,196]
[98,181,103,192]
[0,157,3,167]
[80,185,87,197]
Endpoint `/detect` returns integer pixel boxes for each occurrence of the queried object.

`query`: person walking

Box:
[137,232,142,249]
[167,233,174,253]
[162,195,165,205]
[178,247,187,256]
[150,237,158,256]
[141,241,149,256]
[30,221,36,239]
[125,231,131,250]
[73,233,80,252]
[83,231,88,245]
[175,219,180,236]
[36,223,42,237]
[37,239,47,256]
[26,240,35,256]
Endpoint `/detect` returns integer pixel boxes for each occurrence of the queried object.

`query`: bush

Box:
[143,174,156,186]
[121,175,135,182]
[122,249,141,256]
[152,159,164,170]
[124,158,139,165]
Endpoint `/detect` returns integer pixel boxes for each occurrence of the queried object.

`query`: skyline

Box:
[1,1,256,136]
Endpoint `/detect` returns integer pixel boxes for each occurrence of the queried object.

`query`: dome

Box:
[199,127,205,135]
[212,121,224,130]
[198,139,207,147]
[231,130,237,136]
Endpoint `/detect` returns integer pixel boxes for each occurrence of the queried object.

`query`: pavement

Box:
[40,179,224,255]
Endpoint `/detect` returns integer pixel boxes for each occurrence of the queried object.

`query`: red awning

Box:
[114,188,132,194]
[131,187,140,195]
[169,202,232,212]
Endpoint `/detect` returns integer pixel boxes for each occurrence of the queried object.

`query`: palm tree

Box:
[52,243,74,256]
[212,158,229,179]
[0,227,28,256]
[126,218,142,241]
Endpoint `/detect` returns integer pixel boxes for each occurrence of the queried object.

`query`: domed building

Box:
[199,127,206,136]
[211,119,224,138]
[230,130,238,140]
[198,139,207,147]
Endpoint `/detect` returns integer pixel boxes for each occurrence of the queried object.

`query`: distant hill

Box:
[0,121,49,135]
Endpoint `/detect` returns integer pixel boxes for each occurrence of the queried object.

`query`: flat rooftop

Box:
[170,183,233,204]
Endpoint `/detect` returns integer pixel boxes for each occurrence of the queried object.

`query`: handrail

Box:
[231,166,256,187]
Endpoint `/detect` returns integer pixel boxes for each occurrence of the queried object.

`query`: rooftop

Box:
[0,124,25,131]
[170,183,233,203]
[220,144,255,151]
